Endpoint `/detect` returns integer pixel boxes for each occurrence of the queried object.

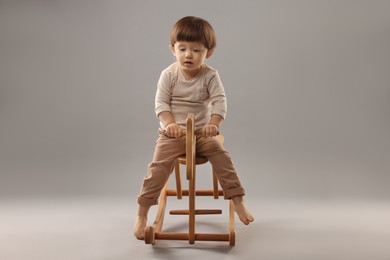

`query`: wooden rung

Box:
[195,233,230,241]
[155,232,230,242]
[155,232,188,240]
[169,209,222,215]
[166,189,224,196]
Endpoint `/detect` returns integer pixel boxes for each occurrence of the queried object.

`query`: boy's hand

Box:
[202,124,219,138]
[165,122,183,138]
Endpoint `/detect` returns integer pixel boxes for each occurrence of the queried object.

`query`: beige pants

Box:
[137,133,245,206]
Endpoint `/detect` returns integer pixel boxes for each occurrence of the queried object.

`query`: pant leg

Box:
[137,135,186,206]
[196,136,245,199]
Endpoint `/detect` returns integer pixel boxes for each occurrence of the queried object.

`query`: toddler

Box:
[134,16,254,240]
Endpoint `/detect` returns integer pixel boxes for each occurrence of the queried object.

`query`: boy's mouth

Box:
[184,61,193,65]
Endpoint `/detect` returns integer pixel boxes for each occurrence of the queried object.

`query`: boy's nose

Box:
[185,51,192,58]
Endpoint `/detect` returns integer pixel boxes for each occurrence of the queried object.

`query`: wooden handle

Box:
[158,128,219,137]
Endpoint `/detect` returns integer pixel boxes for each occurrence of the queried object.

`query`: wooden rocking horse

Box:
[144,113,235,246]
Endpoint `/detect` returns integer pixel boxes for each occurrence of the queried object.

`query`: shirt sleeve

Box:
[208,71,227,119]
[154,69,173,118]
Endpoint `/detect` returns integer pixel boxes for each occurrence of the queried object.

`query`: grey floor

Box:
[1,196,390,260]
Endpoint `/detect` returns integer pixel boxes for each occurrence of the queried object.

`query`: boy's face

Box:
[170,41,214,74]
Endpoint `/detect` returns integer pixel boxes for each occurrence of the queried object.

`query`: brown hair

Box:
[170,16,216,49]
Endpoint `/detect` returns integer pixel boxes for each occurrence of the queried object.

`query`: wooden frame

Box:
[144,113,235,246]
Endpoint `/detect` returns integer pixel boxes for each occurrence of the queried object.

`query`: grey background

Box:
[1,1,390,259]
[1,0,390,200]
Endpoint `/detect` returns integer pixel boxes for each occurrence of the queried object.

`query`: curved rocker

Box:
[144,113,235,246]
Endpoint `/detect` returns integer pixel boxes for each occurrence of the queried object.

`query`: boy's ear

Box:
[169,45,176,56]
[206,48,215,58]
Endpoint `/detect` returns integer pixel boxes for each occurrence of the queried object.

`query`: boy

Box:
[134,16,254,240]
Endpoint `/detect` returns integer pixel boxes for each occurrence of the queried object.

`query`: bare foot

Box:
[133,205,150,240]
[133,216,147,240]
[232,196,254,225]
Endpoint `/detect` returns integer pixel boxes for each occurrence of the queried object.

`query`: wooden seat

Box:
[178,155,208,165]
[144,113,235,246]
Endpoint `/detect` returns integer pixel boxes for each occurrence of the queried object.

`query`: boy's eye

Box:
[193,49,200,52]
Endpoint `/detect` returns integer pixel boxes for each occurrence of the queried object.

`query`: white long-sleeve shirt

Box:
[155,62,227,130]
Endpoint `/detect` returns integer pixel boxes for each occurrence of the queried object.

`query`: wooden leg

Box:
[174,160,182,200]
[189,169,196,244]
[145,182,168,245]
[229,200,235,246]
[212,168,219,199]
